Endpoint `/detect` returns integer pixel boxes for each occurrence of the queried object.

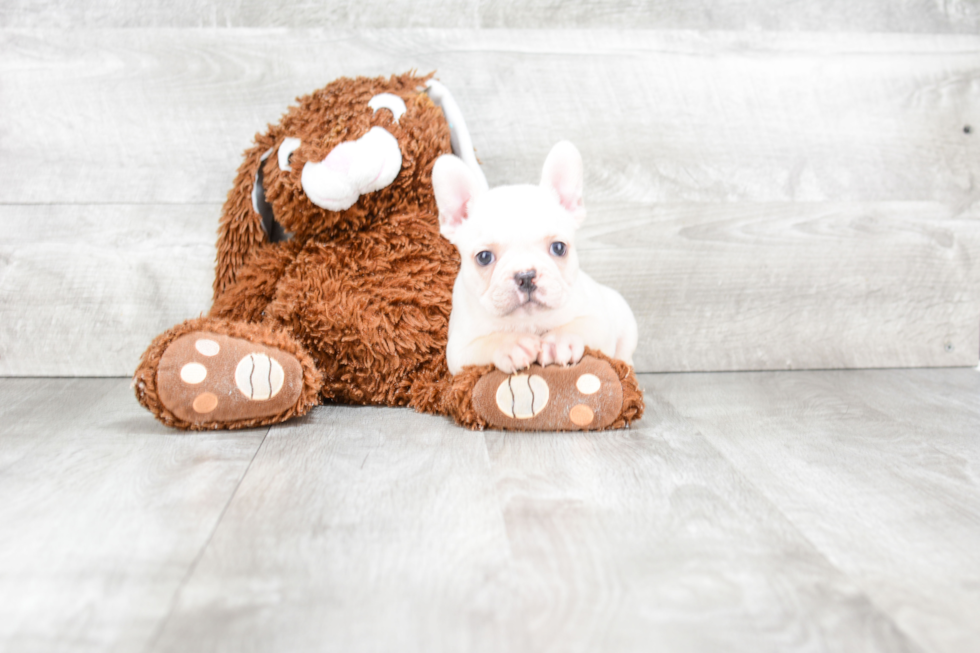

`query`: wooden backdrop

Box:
[1,4,978,376]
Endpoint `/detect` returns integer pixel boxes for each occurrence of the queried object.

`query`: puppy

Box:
[432,141,638,375]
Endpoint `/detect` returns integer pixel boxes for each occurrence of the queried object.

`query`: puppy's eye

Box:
[550,242,567,257]
[475,251,495,266]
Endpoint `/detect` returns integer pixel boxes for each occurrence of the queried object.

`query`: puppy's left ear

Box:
[433,154,484,241]
[541,141,586,226]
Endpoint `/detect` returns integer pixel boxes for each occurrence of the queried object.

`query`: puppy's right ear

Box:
[541,141,586,226]
[433,154,483,241]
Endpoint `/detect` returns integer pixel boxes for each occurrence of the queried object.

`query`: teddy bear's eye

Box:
[550,242,567,257]
[278,137,302,171]
[368,93,407,122]
[476,251,495,266]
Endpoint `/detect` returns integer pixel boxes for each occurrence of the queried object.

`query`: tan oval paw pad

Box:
[192,392,219,414]
[495,374,550,419]
[569,404,595,426]
[576,373,601,395]
[180,362,207,384]
[235,353,285,400]
[195,339,220,356]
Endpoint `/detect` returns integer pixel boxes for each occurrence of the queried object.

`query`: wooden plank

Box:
[0,1,481,29]
[479,0,980,33]
[651,367,980,653]
[2,0,977,33]
[150,386,922,652]
[4,371,978,651]
[578,202,980,372]
[3,201,975,376]
[1,30,977,374]
[0,204,215,376]
[149,404,515,653]
[1,30,977,206]
[0,378,268,653]
[478,393,923,652]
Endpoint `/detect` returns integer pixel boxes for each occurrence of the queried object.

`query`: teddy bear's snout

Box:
[300,126,403,212]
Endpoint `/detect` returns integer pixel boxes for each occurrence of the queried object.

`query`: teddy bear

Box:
[133,72,643,431]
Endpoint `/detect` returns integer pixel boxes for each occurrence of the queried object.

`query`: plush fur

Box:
[133,72,643,431]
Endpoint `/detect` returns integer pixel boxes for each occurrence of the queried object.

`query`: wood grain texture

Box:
[0,205,216,376]
[3,0,978,32]
[0,1,481,29]
[1,29,977,374]
[149,404,514,653]
[148,386,922,652]
[3,201,975,376]
[651,367,980,653]
[1,30,978,206]
[0,378,267,653]
[480,407,920,653]
[3,370,978,651]
[479,0,980,33]
[579,202,980,372]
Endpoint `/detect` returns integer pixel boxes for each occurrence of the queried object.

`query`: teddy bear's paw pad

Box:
[156,331,304,426]
[472,356,624,431]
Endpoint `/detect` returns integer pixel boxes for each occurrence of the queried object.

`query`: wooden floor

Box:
[2,369,978,653]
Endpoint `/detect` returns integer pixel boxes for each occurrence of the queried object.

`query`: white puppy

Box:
[432,141,638,375]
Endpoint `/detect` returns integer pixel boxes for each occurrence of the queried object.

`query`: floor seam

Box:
[650,377,929,652]
[711,440,931,652]
[142,425,272,653]
[481,430,516,561]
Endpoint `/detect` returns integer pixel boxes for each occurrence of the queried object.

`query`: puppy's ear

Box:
[433,154,483,241]
[540,141,586,226]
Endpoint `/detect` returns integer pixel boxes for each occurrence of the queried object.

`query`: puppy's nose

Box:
[514,270,537,292]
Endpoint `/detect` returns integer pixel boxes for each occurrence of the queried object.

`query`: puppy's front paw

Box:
[493,335,541,374]
[538,332,585,367]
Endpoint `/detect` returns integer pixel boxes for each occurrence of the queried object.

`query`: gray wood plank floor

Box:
[3,370,978,652]
[0,378,268,653]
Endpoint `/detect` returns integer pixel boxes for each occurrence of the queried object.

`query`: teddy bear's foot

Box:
[469,354,635,431]
[155,331,307,426]
[134,318,321,430]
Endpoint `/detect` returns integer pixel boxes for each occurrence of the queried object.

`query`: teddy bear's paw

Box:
[471,355,624,431]
[155,331,306,427]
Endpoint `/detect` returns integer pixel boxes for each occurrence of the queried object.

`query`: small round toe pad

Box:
[472,356,624,431]
[157,331,304,426]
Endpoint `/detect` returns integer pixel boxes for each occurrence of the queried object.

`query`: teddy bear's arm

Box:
[211,241,300,323]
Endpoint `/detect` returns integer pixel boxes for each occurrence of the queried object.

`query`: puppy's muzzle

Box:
[515,270,537,295]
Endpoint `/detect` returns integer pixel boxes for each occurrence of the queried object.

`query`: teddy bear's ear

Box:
[541,141,586,226]
[433,154,483,241]
[425,80,489,192]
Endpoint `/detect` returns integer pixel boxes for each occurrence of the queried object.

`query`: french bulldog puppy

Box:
[433,141,638,375]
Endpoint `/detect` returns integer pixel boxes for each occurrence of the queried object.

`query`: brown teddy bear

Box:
[133,72,643,431]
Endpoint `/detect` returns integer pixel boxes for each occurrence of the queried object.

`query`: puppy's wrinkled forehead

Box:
[468,185,576,243]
